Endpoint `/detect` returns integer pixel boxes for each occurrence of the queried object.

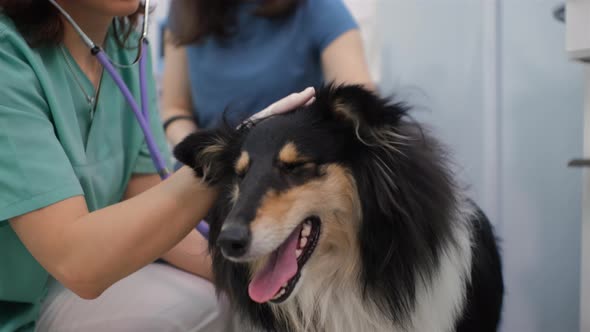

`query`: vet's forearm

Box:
[62,166,216,297]
[161,229,213,280]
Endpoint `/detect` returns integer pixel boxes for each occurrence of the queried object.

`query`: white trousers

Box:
[36,263,234,332]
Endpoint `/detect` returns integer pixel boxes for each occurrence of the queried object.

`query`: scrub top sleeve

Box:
[0,38,83,222]
[132,49,173,175]
[305,0,359,53]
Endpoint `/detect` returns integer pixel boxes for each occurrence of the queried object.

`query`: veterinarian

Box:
[0,1,315,331]
[161,0,375,147]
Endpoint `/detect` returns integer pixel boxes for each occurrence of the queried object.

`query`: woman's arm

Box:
[161,30,197,147]
[160,230,212,280]
[8,87,315,300]
[123,174,213,281]
[9,166,216,300]
[321,29,376,90]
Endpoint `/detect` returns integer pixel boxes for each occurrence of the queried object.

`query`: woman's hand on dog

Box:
[244,87,316,126]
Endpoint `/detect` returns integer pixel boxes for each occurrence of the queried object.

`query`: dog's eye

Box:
[279,161,313,175]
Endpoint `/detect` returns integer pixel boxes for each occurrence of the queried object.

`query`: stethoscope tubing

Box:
[48,0,210,238]
[96,44,211,238]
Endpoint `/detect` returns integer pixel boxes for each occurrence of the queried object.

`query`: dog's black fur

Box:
[175,84,504,332]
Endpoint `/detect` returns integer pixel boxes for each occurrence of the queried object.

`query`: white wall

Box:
[377,1,584,331]
[342,0,381,84]
[501,2,583,330]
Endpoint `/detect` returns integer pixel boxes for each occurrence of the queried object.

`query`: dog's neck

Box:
[266,200,475,332]
[270,265,391,332]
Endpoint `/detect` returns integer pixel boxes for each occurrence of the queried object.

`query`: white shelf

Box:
[568,2,590,331]
[567,0,590,62]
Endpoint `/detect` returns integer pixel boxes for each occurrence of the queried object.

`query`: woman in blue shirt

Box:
[162,0,374,146]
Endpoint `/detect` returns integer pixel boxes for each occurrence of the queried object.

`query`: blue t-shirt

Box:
[174,0,358,128]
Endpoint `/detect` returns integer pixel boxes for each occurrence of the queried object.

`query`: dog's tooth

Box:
[272,291,282,300]
[301,225,311,237]
[299,236,308,248]
[296,249,302,257]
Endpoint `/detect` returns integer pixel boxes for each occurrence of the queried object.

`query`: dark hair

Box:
[167,0,300,45]
[0,0,145,48]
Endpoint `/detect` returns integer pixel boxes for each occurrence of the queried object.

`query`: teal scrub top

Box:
[0,15,171,331]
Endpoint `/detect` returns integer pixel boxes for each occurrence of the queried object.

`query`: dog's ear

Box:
[173,129,237,184]
[315,84,410,146]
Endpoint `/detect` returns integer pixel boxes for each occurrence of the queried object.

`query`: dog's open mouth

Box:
[247,217,321,304]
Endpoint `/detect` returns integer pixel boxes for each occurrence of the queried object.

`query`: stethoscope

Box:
[48,0,210,239]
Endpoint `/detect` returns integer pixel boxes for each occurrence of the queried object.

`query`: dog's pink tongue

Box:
[248,226,301,303]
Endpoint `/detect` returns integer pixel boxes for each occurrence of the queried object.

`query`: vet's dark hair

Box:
[166,0,301,45]
[0,0,145,48]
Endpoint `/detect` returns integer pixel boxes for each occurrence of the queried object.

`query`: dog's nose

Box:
[217,224,250,258]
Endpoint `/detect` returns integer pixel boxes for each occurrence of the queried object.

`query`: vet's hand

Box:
[244,87,316,125]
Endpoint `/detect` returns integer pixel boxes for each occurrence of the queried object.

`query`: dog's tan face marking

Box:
[230,151,250,205]
[277,142,317,177]
[279,142,310,164]
[235,151,250,176]
[247,164,362,291]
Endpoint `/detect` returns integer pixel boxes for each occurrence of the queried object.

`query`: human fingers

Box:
[247,87,315,123]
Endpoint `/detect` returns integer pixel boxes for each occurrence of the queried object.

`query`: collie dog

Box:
[174,85,504,332]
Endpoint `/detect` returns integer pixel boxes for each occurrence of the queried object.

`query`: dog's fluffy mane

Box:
[174,84,503,332]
